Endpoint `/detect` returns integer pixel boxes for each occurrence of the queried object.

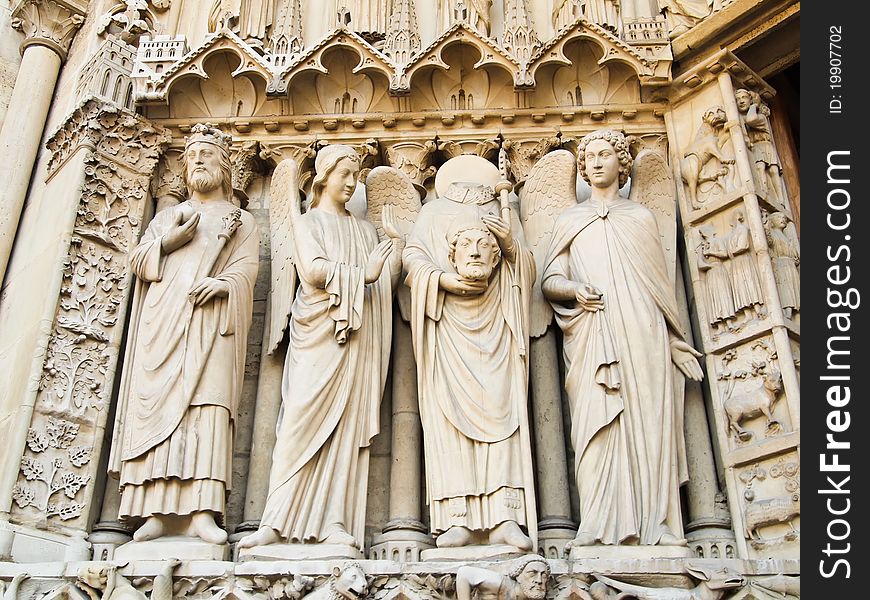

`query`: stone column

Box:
[0,0,87,287]
[0,98,168,562]
[88,482,131,562]
[529,330,576,558]
[370,314,433,561]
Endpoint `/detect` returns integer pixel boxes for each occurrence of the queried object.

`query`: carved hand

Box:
[480,214,516,262]
[575,283,605,312]
[365,239,393,284]
[439,272,487,296]
[189,277,230,306]
[670,339,704,381]
[382,204,403,241]
[162,211,200,254]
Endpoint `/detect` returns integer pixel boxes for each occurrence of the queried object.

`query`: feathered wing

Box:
[266,158,301,355]
[365,166,422,240]
[365,166,422,321]
[629,149,678,284]
[520,149,579,337]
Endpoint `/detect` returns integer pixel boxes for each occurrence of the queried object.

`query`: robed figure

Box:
[541,130,703,547]
[239,145,402,551]
[109,124,259,544]
[403,168,537,551]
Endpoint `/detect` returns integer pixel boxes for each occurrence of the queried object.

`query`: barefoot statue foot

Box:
[565,531,597,550]
[322,524,359,548]
[133,516,166,542]
[190,512,228,545]
[237,526,281,549]
[488,521,533,551]
[436,526,473,548]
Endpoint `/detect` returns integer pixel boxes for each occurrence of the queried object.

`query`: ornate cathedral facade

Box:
[0,1,799,598]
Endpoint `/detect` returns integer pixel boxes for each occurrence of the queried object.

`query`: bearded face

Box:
[516,562,548,600]
[185,141,225,194]
[450,227,500,281]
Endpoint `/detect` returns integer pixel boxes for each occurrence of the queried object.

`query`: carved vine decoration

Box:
[11,100,169,526]
[12,417,91,521]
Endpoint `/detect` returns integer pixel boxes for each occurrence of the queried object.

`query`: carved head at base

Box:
[331,563,370,600]
[509,556,551,600]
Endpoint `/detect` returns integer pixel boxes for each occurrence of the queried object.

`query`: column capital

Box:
[10,0,89,61]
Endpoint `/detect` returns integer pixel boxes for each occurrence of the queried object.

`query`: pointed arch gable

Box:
[402,23,523,91]
[528,19,660,87]
[271,27,397,96]
[144,29,274,104]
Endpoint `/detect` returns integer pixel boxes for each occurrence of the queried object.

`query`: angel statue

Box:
[403,155,538,552]
[238,145,405,553]
[529,129,703,548]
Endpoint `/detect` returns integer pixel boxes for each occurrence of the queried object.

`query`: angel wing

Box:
[366,166,422,321]
[629,149,678,283]
[365,166,422,240]
[266,158,302,355]
[520,149,579,338]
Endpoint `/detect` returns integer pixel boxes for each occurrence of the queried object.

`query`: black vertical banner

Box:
[802,2,867,596]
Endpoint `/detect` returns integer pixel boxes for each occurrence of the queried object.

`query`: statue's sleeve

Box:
[402,213,446,322]
[214,213,260,336]
[130,213,170,282]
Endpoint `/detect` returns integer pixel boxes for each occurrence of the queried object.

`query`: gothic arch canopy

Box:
[402,22,522,91]
[269,27,397,96]
[135,29,273,106]
[528,19,669,88]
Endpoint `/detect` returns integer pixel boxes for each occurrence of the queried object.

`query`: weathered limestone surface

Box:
[0,0,798,597]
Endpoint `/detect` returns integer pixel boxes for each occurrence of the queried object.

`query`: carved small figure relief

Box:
[696,225,737,335]
[681,106,736,209]
[591,565,745,600]
[439,0,493,35]
[238,146,403,552]
[0,574,28,600]
[306,564,371,600]
[723,369,783,442]
[456,555,550,600]
[727,209,765,321]
[765,211,800,319]
[108,124,260,545]
[735,89,785,206]
[739,460,800,547]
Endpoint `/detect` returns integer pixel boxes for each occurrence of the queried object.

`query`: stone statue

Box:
[109,123,259,545]
[239,0,274,45]
[765,212,799,319]
[439,0,493,36]
[581,0,621,33]
[552,0,581,31]
[697,225,736,335]
[456,555,550,600]
[659,0,721,37]
[403,157,537,551]
[238,145,402,551]
[735,89,784,205]
[726,209,764,321]
[540,129,703,547]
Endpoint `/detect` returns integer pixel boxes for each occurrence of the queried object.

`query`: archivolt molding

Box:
[528,18,666,88]
[402,22,523,90]
[134,29,273,104]
[270,27,397,96]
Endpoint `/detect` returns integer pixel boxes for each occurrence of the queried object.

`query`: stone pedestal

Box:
[568,545,695,560]
[370,522,433,561]
[116,537,230,562]
[421,545,526,562]
[239,543,362,562]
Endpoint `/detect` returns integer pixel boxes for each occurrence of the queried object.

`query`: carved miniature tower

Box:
[384,0,421,66]
[502,0,540,62]
[269,0,304,68]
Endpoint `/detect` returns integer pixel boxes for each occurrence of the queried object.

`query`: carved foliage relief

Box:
[12,99,169,529]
